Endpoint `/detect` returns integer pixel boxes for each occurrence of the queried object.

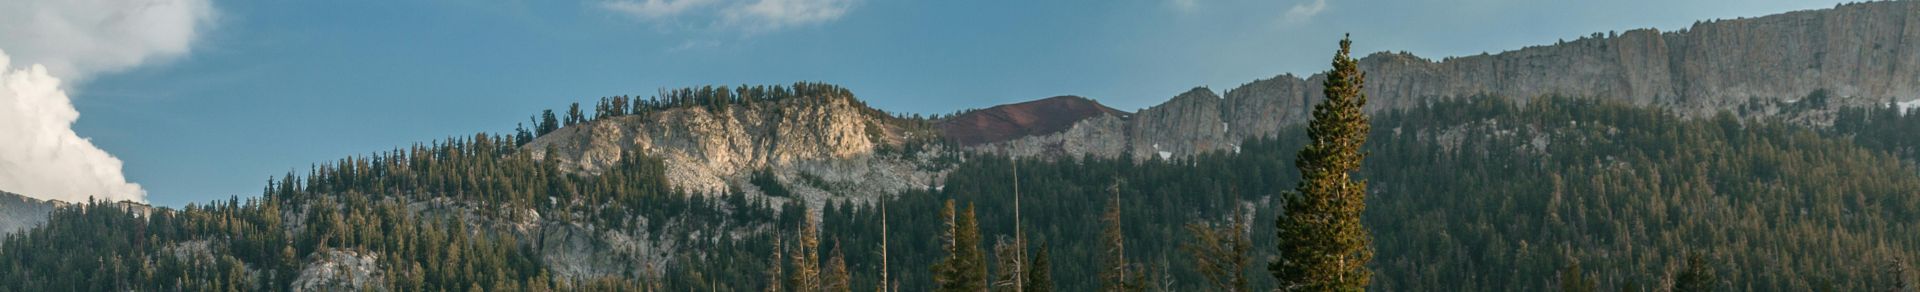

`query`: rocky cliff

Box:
[524,2,1920,200]
[992,1,1920,160]
[524,93,946,206]
[0,191,55,238]
[1241,1,1916,123]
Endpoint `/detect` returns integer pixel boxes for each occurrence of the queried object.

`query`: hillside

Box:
[937,95,1126,146]
[2,1,1919,291]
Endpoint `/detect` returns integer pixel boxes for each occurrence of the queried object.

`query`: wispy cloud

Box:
[665,39,722,52]
[1285,0,1328,23]
[601,0,719,21]
[723,0,853,33]
[602,0,855,35]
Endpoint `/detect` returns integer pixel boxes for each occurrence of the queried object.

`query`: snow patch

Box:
[1157,151,1172,160]
[1898,99,1920,115]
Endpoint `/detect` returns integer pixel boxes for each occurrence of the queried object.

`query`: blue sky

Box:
[56,0,1849,206]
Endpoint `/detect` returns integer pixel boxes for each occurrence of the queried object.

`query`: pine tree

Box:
[1559,259,1596,292]
[932,200,987,292]
[538,110,559,136]
[564,103,584,127]
[1026,242,1054,292]
[1673,253,1715,292]
[1271,34,1375,291]
[766,236,785,292]
[790,211,822,292]
[1184,207,1251,292]
[1888,256,1913,292]
[823,239,850,292]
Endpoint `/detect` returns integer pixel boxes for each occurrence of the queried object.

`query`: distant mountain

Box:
[6,2,1920,291]
[937,95,1126,146]
[970,1,1920,160]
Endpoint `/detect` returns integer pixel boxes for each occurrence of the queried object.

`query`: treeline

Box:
[1832,101,1920,161]
[794,95,1920,291]
[5,95,1918,290]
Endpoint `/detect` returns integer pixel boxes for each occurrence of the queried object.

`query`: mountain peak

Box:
[938,95,1125,146]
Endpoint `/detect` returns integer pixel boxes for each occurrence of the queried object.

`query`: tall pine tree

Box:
[932,200,987,292]
[1271,34,1375,291]
[1026,242,1054,292]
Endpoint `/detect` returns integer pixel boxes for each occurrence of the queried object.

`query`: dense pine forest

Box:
[4,90,1915,290]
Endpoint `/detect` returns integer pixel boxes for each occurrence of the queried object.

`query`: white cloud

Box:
[0,0,214,80]
[0,0,214,203]
[723,0,853,33]
[602,0,720,21]
[0,51,145,203]
[603,0,854,34]
[1285,0,1328,23]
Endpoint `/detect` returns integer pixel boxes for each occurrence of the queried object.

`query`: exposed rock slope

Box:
[533,2,1920,193]
[525,94,945,205]
[0,191,56,238]
[938,95,1126,145]
[984,1,1920,160]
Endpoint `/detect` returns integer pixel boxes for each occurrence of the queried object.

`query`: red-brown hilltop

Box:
[938,95,1126,146]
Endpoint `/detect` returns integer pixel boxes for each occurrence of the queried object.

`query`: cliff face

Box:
[1274,2,1911,115]
[1085,1,1920,159]
[0,191,55,238]
[1129,88,1232,160]
[534,2,1920,177]
[525,96,944,205]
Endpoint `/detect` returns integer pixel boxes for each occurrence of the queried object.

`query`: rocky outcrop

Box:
[526,97,879,193]
[1129,88,1232,160]
[0,191,55,238]
[1115,1,1920,159]
[965,114,1130,158]
[292,249,387,292]
[968,1,1920,160]
[530,2,1920,180]
[525,95,948,207]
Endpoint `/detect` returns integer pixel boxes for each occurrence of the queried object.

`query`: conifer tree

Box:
[766,237,785,292]
[790,211,822,292]
[1673,254,1715,292]
[932,200,987,292]
[1184,208,1251,292]
[1272,34,1375,291]
[565,103,584,127]
[1559,259,1596,292]
[1026,242,1054,292]
[538,110,559,136]
[824,239,850,292]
